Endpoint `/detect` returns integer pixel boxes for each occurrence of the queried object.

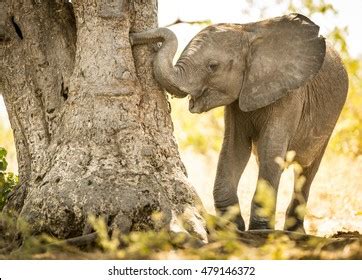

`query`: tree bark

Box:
[0,0,207,241]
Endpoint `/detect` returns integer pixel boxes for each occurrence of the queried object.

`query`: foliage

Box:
[171,98,224,154]
[0,100,17,172]
[1,214,360,260]
[287,0,336,15]
[330,58,362,157]
[0,147,18,210]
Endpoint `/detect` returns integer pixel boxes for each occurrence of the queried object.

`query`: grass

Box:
[1,213,361,260]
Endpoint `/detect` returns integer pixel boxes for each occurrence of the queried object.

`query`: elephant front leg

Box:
[213,105,251,231]
[214,146,251,231]
[249,141,287,230]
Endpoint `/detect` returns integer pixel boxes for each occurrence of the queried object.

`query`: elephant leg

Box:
[213,105,251,231]
[284,148,325,233]
[249,139,288,230]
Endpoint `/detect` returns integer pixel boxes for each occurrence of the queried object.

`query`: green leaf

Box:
[0,147,18,210]
[0,147,7,159]
[0,158,8,171]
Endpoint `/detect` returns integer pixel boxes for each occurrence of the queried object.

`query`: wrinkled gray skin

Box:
[130,14,348,232]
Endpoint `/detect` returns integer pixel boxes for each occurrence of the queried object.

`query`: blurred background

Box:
[1,0,361,236]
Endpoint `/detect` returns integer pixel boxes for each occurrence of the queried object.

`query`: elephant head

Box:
[130,13,326,113]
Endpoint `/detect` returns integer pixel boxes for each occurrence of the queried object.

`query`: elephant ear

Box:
[239,13,326,112]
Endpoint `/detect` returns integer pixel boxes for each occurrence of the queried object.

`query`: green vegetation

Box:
[0,115,17,172]
[330,58,362,157]
[0,147,18,211]
[1,214,360,259]
[171,98,224,154]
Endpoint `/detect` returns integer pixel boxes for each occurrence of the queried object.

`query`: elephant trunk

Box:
[130,28,188,98]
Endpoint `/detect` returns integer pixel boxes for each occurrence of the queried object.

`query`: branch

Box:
[163,18,212,28]
[48,232,98,248]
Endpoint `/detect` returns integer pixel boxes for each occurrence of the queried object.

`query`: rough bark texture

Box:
[0,0,207,241]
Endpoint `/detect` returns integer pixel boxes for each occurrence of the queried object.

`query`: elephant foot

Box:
[284,219,306,234]
[215,205,245,231]
[248,218,273,230]
[233,215,246,231]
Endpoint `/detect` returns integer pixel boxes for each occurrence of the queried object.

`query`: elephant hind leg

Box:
[284,147,326,233]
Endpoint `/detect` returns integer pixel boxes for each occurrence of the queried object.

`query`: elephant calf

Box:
[130,14,348,233]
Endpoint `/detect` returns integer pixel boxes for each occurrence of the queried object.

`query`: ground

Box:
[181,150,362,236]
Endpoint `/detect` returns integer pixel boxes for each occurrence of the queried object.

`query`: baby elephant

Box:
[130,14,348,232]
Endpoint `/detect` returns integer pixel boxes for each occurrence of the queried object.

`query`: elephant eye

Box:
[207,60,219,73]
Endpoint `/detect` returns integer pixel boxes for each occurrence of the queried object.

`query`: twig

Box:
[47,232,98,248]
[164,18,211,28]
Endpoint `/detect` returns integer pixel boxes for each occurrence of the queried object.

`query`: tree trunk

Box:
[0,0,207,241]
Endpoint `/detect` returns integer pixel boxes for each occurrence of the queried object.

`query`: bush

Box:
[170,98,224,154]
[0,147,18,210]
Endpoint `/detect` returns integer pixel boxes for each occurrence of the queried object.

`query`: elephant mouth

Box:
[188,88,208,113]
[188,95,203,113]
[189,96,195,110]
